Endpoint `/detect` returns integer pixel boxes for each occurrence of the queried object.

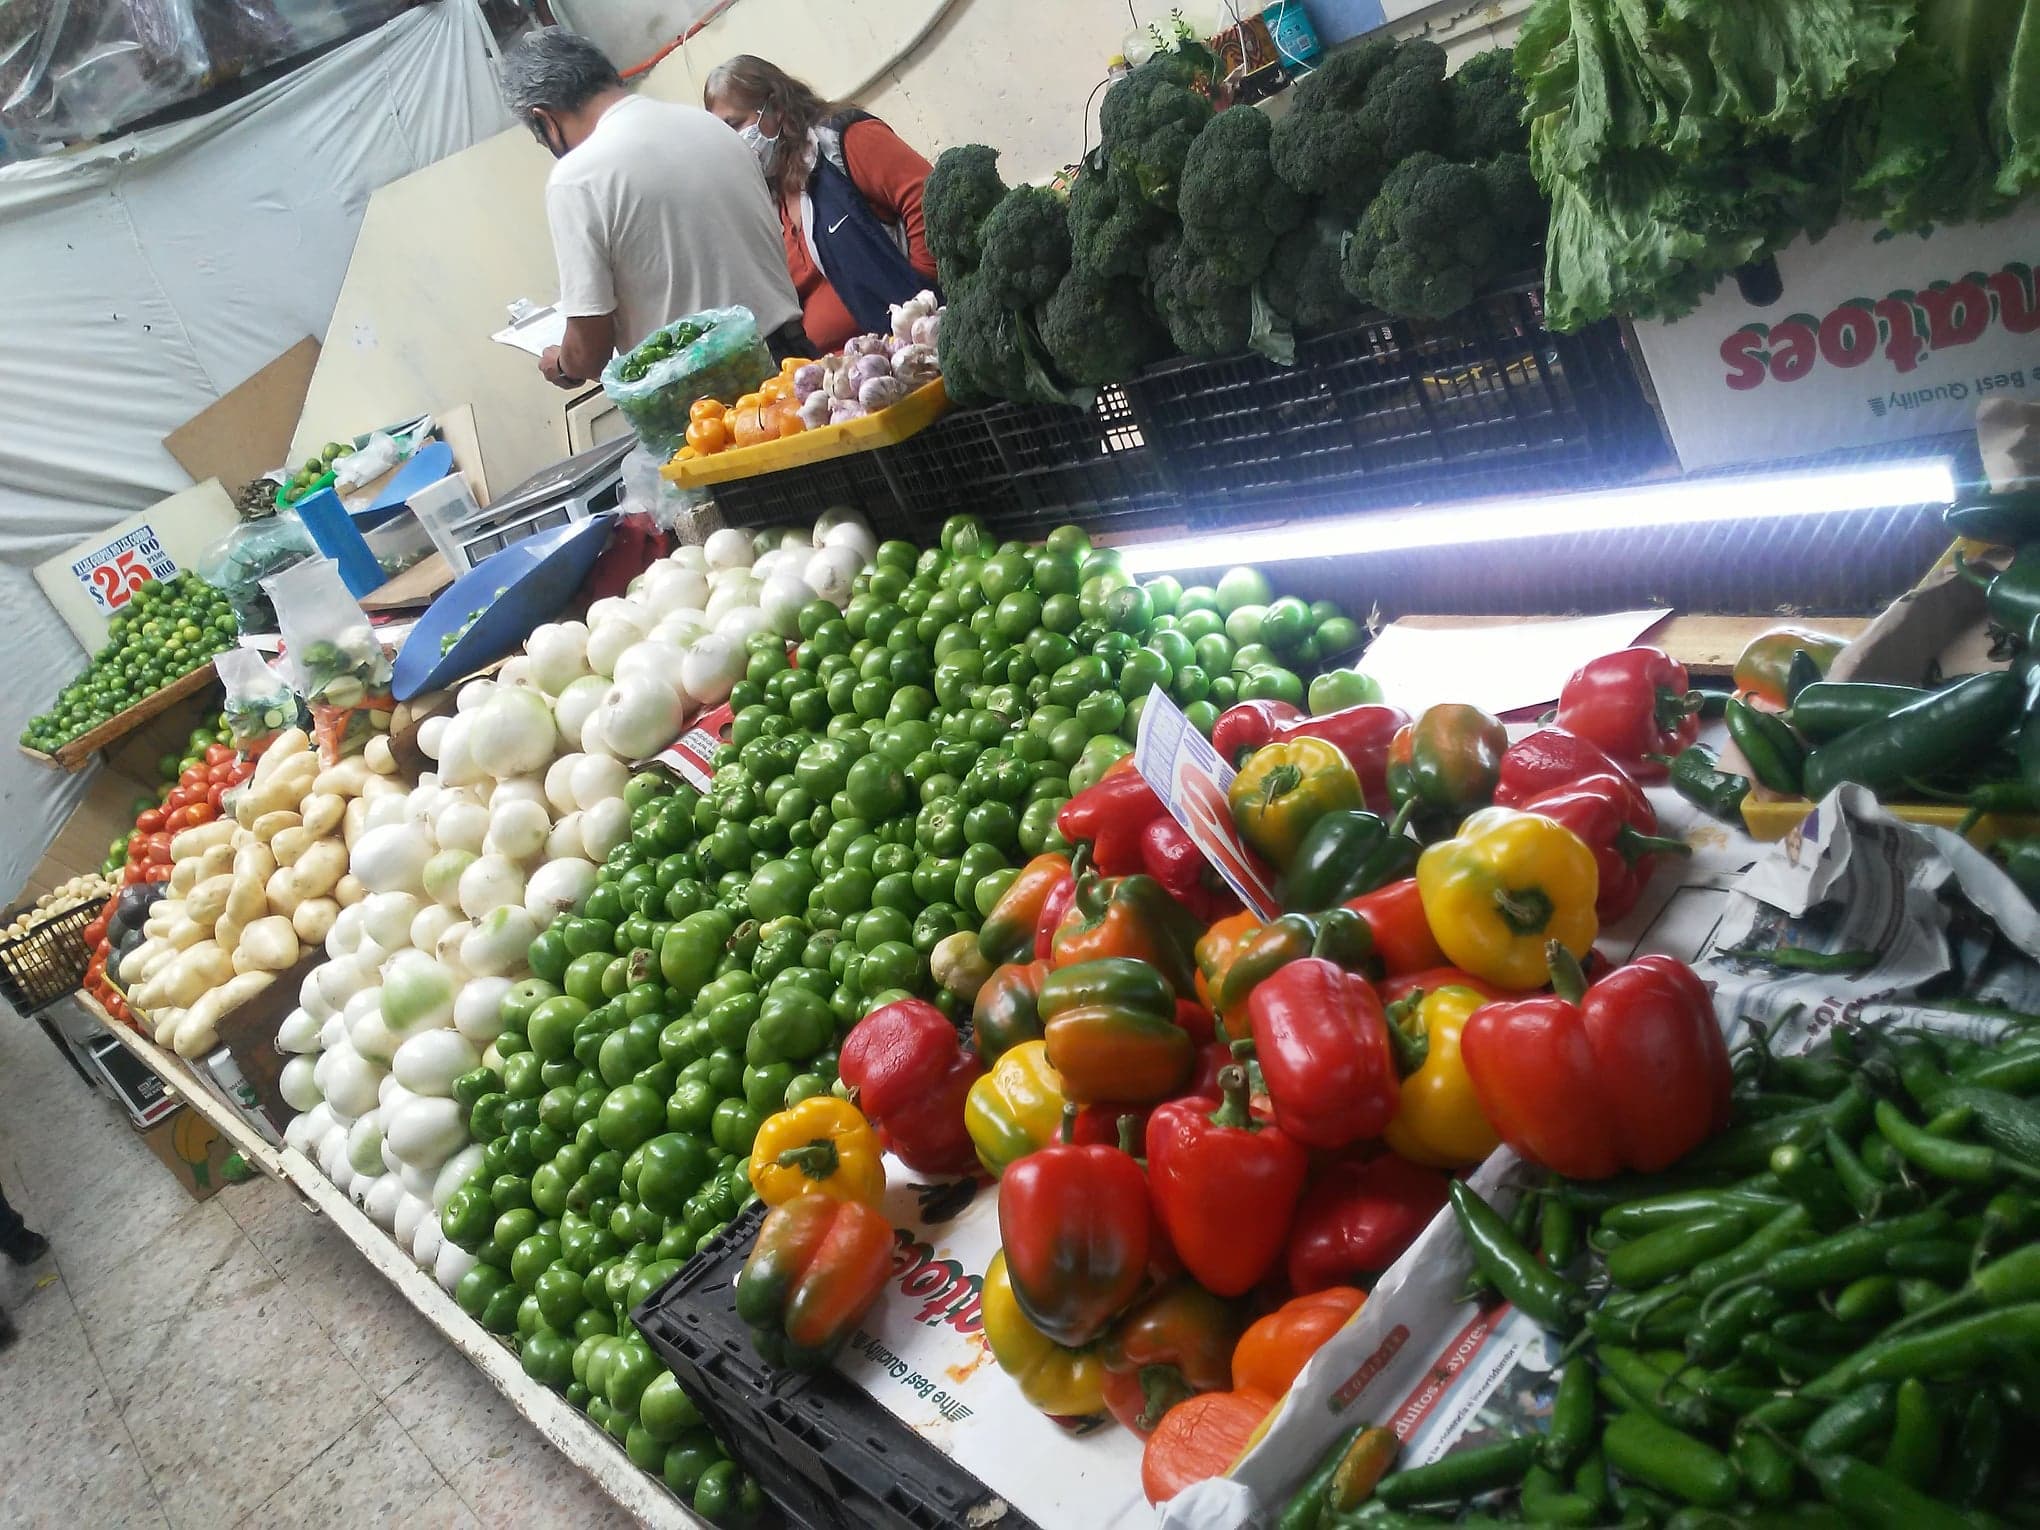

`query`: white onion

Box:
[468,686,557,778]
[680,634,741,707]
[543,754,584,816]
[455,679,497,713]
[579,796,631,862]
[526,620,591,695]
[415,715,449,761]
[554,674,608,748]
[586,613,648,677]
[805,544,863,606]
[484,797,552,862]
[457,854,524,919]
[716,605,771,645]
[410,902,459,954]
[705,578,760,624]
[705,526,754,570]
[569,754,628,812]
[525,857,598,923]
[760,574,812,637]
[613,638,691,695]
[545,812,587,863]
[594,673,686,759]
[453,976,510,1045]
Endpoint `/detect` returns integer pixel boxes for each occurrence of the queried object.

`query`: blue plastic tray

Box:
[353,442,455,529]
[391,515,613,700]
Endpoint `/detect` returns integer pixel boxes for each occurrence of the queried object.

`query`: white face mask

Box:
[737,118,779,169]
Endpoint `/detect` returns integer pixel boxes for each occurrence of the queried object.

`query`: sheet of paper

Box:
[1135,685,1280,918]
[1357,610,1669,717]
[491,304,566,357]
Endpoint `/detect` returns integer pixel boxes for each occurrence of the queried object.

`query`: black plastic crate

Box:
[1124,278,1668,522]
[0,900,95,1014]
[966,388,1179,538]
[634,1205,1033,1530]
[706,450,917,541]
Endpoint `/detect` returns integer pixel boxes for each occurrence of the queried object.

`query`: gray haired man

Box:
[499,29,809,388]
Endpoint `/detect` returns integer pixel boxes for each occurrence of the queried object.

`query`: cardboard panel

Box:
[164,339,321,491]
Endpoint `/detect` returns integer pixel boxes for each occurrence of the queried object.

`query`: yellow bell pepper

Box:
[1382,986,1501,1168]
[748,1095,887,1209]
[982,1250,1107,1416]
[1415,807,1598,990]
[963,1040,1066,1176]
[1227,737,1363,868]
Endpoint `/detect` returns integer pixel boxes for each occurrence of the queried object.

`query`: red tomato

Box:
[127,830,147,859]
[206,783,228,811]
[121,862,145,885]
[179,765,206,789]
[82,917,108,949]
[204,743,234,767]
[143,864,172,883]
[208,761,235,785]
[164,787,194,812]
[135,808,165,834]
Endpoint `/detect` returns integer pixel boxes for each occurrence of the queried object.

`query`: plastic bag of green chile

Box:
[601,307,774,457]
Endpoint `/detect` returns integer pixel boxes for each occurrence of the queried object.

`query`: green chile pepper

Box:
[1277,805,1419,913]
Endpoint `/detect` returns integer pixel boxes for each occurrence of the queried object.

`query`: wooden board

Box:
[359,551,453,612]
[164,338,321,491]
[20,663,221,773]
[1391,614,1874,678]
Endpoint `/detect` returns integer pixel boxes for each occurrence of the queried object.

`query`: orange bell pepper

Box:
[1141,1388,1275,1504]
[1231,1286,1365,1398]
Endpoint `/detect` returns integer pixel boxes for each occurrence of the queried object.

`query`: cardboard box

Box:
[137,1106,237,1202]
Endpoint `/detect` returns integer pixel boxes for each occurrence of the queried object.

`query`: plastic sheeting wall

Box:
[0,0,511,899]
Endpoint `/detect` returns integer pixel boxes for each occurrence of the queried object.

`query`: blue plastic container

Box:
[391,514,614,700]
[1264,0,1325,64]
[292,486,386,597]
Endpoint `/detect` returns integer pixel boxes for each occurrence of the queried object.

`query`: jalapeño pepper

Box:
[1724,697,1806,795]
[1658,743,1751,821]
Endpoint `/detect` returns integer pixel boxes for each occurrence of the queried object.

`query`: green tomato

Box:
[1308,667,1384,713]
[1216,565,1273,614]
[1259,595,1314,650]
[1224,604,1266,648]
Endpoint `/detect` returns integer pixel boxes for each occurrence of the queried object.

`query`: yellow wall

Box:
[294,0,1528,487]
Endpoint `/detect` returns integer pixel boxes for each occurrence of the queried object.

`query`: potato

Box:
[223,870,268,928]
[312,756,371,800]
[292,897,339,945]
[233,915,299,975]
[342,798,369,851]
[252,810,301,844]
[233,842,277,884]
[264,865,304,917]
[169,819,235,863]
[184,873,235,928]
[287,839,348,902]
[193,843,235,883]
[334,873,366,907]
[252,728,310,785]
[270,825,315,867]
[300,792,345,839]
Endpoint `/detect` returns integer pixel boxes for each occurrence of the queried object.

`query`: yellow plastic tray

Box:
[1740,796,2040,847]
[663,378,950,488]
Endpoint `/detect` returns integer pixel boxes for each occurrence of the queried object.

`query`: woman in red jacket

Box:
[705,56,940,354]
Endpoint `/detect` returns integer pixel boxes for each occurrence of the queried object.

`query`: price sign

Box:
[70,524,178,614]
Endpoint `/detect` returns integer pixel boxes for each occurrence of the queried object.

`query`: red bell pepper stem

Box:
[1547,939,1588,1003]
[1382,991,1430,1075]
[1211,1064,1254,1130]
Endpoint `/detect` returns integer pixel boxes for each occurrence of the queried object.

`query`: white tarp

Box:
[0,0,510,899]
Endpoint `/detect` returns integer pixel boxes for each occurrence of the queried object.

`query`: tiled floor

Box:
[0,1001,638,1528]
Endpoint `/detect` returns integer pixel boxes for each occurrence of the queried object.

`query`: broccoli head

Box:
[1270,36,1452,213]
[1038,269,1169,387]
[1177,106,1310,285]
[935,277,1033,405]
[1148,230,1252,359]
[1480,150,1547,250]
[924,144,1007,288]
[974,185,1074,311]
[1342,151,1499,320]
[1097,52,1216,211]
[1448,46,1528,160]
[1068,160,1168,280]
[1264,217,1362,335]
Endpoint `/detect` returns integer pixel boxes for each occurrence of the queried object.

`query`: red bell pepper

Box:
[1554,647,1700,783]
[1147,1065,1308,1297]
[1211,699,1305,763]
[979,852,1073,965]
[1140,817,1242,924]
[838,998,984,1177]
[1343,879,1446,976]
[1035,873,1077,960]
[1246,957,1403,1150]
[1101,1281,1244,1436]
[1460,942,1732,1180]
[1520,772,1691,922]
[1285,1153,1450,1293]
[1492,727,1632,808]
[1049,869,1203,999]
[1057,759,1166,875]
[997,1114,1152,1347]
[1278,703,1411,815]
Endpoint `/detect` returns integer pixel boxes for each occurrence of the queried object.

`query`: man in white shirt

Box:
[499,30,808,389]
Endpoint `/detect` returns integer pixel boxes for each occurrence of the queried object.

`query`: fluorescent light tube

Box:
[1113,459,1958,576]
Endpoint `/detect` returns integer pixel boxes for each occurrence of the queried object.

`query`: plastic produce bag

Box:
[600,305,774,457]
[263,558,392,766]
[214,646,301,756]
[197,490,317,635]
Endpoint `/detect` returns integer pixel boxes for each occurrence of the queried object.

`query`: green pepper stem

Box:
[1546,940,1588,1004]
[1613,824,1693,864]
[1494,886,1555,936]
[1116,1112,1142,1156]
[1384,991,1430,1078]
[776,1141,841,1180]
[1386,798,1418,839]
[1261,762,1304,804]
[1058,1101,1078,1145]
[1656,687,1705,730]
[1210,1064,1257,1132]
[1136,1365,1195,1434]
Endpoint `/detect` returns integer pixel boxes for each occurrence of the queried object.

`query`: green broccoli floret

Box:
[1270,37,1453,213]
[1448,47,1528,159]
[1342,151,1498,320]
[1480,150,1547,251]
[924,145,1008,288]
[974,185,1073,311]
[1177,106,1310,285]
[1263,217,1361,334]
[935,277,1034,404]
[1068,161,1168,280]
[1098,52,1217,210]
[1038,269,1169,387]
[1148,231,1251,358]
